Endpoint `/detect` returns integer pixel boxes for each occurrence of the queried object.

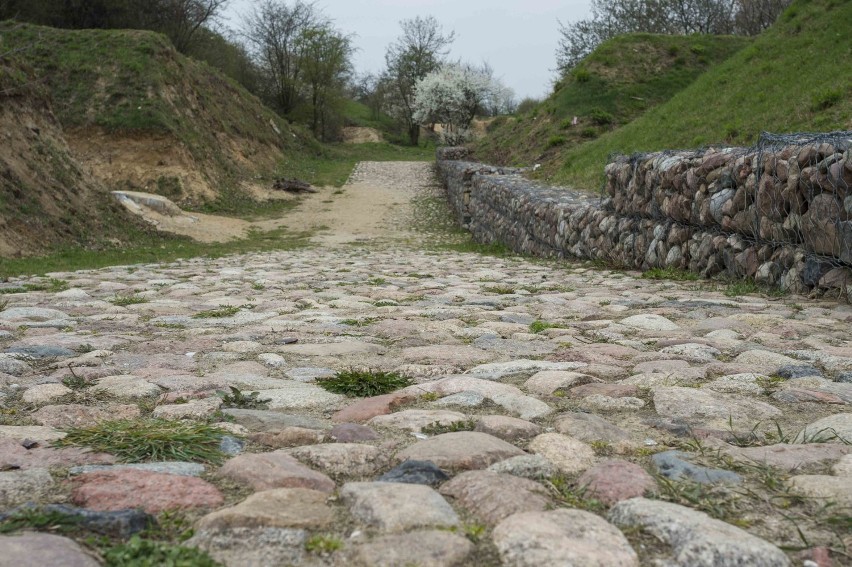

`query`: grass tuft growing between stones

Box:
[421,419,477,436]
[724,279,761,297]
[192,306,240,319]
[546,476,607,513]
[305,534,343,554]
[54,419,227,464]
[642,267,699,281]
[0,278,69,294]
[316,369,412,397]
[529,320,566,334]
[216,386,270,410]
[110,294,150,306]
[482,285,516,295]
[103,535,222,566]
[0,508,81,535]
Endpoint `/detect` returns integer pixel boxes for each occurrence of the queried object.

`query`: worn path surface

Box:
[0,162,851,566]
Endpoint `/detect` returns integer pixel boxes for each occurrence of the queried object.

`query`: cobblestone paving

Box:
[0,162,850,566]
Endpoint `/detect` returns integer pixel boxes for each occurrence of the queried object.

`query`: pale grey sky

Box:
[222,0,592,100]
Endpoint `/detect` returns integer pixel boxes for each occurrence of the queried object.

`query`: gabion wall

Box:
[436,132,852,296]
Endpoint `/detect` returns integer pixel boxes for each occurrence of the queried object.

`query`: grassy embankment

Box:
[475,0,851,192]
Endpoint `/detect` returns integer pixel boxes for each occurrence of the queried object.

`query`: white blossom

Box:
[413,63,514,143]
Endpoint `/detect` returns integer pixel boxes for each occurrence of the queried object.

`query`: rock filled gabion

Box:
[437,132,852,295]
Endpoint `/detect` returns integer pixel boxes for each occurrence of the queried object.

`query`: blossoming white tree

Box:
[413,63,514,144]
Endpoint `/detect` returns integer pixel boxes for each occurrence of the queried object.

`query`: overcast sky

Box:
[222,0,592,101]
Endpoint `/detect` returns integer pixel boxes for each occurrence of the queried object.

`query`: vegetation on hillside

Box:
[553,0,852,190]
[0,22,324,209]
[472,33,749,173]
[0,50,156,257]
[556,0,791,72]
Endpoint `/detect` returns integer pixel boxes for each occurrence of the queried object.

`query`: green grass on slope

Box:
[555,0,852,190]
[474,33,749,171]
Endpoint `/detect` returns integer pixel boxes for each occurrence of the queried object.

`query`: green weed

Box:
[547,476,607,512]
[0,508,81,534]
[192,306,240,319]
[642,267,699,281]
[61,366,92,390]
[421,419,477,435]
[103,535,221,567]
[482,285,516,295]
[529,320,565,334]
[215,386,270,410]
[724,279,760,297]
[316,369,412,398]
[340,317,378,327]
[54,419,227,464]
[305,534,343,554]
[110,294,149,306]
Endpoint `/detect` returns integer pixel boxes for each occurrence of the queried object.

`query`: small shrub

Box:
[667,44,680,56]
[0,298,7,311]
[155,175,182,199]
[546,135,566,148]
[216,386,270,409]
[55,419,227,464]
[103,535,221,567]
[192,306,240,319]
[589,108,614,126]
[689,44,706,55]
[317,369,413,397]
[559,118,574,129]
[572,68,591,83]
[580,127,598,139]
[514,97,540,115]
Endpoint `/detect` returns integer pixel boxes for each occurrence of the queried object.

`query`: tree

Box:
[413,62,514,145]
[384,15,455,146]
[153,0,231,53]
[243,0,322,116]
[735,0,792,35]
[297,25,353,140]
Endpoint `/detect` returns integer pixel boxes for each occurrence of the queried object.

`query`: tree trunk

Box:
[408,123,420,146]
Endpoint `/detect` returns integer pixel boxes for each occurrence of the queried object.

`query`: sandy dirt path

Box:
[121,161,438,246]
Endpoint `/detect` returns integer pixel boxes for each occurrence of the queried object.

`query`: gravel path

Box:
[0,162,850,566]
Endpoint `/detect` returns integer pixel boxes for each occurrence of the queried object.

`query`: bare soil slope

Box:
[1,23,320,209]
[0,58,145,257]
